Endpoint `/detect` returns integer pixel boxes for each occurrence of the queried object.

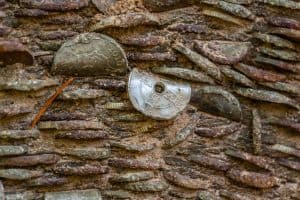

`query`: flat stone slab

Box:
[45,189,101,200]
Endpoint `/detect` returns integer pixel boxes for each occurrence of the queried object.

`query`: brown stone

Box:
[163,171,209,189]
[195,121,241,138]
[0,180,3,200]
[14,9,50,17]
[225,149,274,171]
[38,120,107,130]
[143,0,192,12]
[40,112,89,121]
[54,162,109,176]
[255,55,300,73]
[0,40,33,66]
[234,63,286,82]
[38,31,77,40]
[123,180,168,192]
[0,169,43,180]
[20,0,89,11]
[168,23,208,33]
[121,35,166,46]
[91,0,118,13]
[277,159,300,171]
[0,154,60,167]
[92,79,126,91]
[265,117,300,133]
[227,169,279,188]
[55,130,110,140]
[90,13,160,31]
[266,16,300,30]
[194,40,252,65]
[0,0,5,7]
[188,154,232,171]
[191,86,242,121]
[27,174,68,187]
[0,25,11,37]
[108,158,162,170]
[127,52,177,61]
[0,100,32,119]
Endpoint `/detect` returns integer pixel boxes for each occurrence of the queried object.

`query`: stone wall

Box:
[0,0,299,199]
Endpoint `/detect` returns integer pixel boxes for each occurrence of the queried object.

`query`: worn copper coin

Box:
[52,33,128,76]
[128,68,191,120]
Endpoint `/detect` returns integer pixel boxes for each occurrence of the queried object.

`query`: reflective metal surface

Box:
[128,68,191,120]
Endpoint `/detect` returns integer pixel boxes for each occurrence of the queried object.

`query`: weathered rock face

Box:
[0,0,299,199]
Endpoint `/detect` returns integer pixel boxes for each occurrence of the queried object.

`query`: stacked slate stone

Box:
[0,0,299,199]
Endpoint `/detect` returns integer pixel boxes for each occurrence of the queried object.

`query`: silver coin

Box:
[128,68,191,120]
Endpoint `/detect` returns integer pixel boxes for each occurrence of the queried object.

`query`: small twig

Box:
[30,77,74,129]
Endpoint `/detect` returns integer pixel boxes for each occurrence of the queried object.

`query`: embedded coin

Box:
[128,68,191,120]
[52,33,128,76]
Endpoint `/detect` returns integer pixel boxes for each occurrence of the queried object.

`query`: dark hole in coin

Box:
[154,82,165,93]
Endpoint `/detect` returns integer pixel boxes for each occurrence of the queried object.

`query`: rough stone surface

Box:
[0,146,27,157]
[45,189,101,200]
[0,1,299,199]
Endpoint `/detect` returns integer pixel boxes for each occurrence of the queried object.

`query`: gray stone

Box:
[52,33,128,76]
[0,100,32,119]
[191,86,242,121]
[163,171,209,189]
[0,130,40,139]
[91,0,117,13]
[124,180,168,192]
[0,145,27,156]
[64,148,111,160]
[110,141,155,152]
[27,174,68,187]
[234,88,300,110]
[38,120,107,130]
[109,171,154,183]
[0,169,43,180]
[58,88,110,100]
[0,181,3,200]
[102,190,131,199]
[194,40,252,65]
[5,191,42,200]
[45,189,102,200]
[0,78,59,91]
[90,13,160,31]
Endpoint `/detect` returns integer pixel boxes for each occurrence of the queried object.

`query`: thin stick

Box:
[31,77,74,128]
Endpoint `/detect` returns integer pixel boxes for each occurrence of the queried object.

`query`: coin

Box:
[52,33,128,76]
[128,68,191,120]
